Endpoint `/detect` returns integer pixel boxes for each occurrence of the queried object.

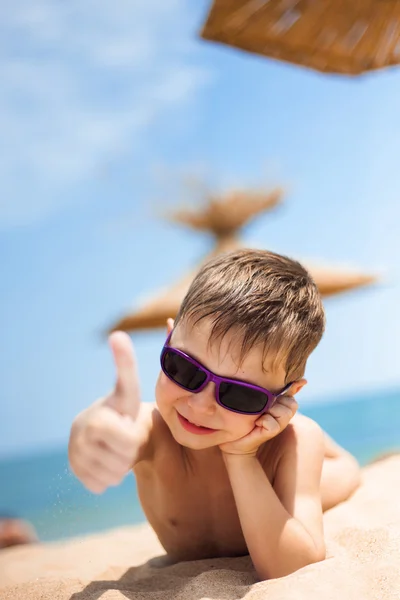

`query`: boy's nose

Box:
[187,383,216,415]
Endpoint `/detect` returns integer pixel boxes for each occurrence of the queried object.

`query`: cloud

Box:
[0,0,211,229]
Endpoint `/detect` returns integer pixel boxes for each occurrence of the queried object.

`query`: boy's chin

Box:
[173,431,220,449]
[180,441,216,451]
[170,426,222,450]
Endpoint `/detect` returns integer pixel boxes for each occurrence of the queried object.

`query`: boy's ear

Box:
[289,378,307,396]
[166,318,175,334]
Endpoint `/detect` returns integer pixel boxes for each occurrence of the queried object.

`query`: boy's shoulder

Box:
[280,412,324,445]
[277,412,324,461]
[135,402,178,463]
[133,402,161,463]
[259,413,325,480]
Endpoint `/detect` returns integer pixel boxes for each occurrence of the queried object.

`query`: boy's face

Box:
[155,318,305,452]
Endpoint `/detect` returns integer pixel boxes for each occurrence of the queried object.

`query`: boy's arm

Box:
[223,418,326,580]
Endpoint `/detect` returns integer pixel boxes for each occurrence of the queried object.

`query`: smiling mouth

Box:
[177,412,217,431]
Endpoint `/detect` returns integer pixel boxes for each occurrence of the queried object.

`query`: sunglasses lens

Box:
[162,350,207,391]
[218,382,268,414]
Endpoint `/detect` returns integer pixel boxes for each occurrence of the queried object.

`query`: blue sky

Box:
[1,1,400,458]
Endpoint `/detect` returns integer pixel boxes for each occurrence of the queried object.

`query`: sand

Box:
[1,455,399,600]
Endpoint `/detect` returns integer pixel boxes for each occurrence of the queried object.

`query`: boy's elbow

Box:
[309,545,326,570]
[299,537,326,572]
[255,540,326,581]
[309,532,326,563]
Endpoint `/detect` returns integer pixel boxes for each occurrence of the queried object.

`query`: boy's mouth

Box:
[176,411,217,435]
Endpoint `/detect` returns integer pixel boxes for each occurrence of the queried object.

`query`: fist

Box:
[219,395,299,458]
[68,331,142,494]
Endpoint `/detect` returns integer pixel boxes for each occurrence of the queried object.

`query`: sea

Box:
[1,389,399,543]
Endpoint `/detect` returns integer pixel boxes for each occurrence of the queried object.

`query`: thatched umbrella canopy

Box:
[200,0,400,76]
[167,188,283,238]
[108,189,377,333]
[109,252,376,333]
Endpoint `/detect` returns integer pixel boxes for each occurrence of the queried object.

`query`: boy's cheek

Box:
[226,414,258,440]
[155,372,181,407]
[155,371,171,394]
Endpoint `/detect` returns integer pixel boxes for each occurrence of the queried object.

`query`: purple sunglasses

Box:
[160,331,294,416]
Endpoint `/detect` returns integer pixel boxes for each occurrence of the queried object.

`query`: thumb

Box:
[108,331,140,420]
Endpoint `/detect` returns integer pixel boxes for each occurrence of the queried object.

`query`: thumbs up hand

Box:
[106,331,141,419]
[68,332,144,494]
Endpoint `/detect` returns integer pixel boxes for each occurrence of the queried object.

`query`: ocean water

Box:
[1,389,399,543]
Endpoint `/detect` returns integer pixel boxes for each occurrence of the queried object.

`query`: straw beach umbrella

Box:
[200,0,400,75]
[108,189,377,333]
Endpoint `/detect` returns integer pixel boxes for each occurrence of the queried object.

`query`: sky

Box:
[1,0,400,458]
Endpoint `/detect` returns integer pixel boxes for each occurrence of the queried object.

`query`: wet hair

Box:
[174,248,326,383]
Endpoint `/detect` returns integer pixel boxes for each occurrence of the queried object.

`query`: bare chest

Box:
[134,453,248,560]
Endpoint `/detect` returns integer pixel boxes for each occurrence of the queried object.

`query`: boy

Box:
[69,249,361,580]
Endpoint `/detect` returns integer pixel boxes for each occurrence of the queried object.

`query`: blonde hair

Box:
[175,249,325,383]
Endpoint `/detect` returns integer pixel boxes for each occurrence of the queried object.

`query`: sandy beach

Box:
[1,454,399,600]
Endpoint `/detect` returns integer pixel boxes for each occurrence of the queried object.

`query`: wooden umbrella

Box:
[200,0,400,76]
[108,189,377,333]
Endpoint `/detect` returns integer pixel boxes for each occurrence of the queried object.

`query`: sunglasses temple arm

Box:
[276,382,294,400]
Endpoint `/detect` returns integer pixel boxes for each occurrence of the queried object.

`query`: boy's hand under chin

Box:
[218,395,298,458]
